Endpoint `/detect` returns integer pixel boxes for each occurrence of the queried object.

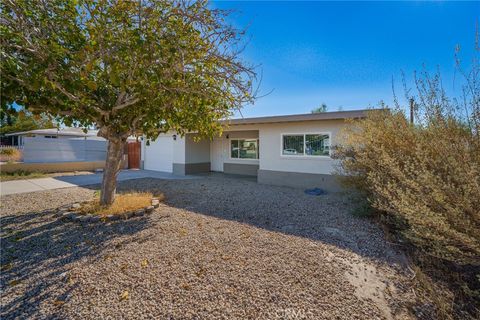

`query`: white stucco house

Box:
[142,109,367,191]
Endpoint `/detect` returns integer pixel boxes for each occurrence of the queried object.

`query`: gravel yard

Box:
[1,174,415,319]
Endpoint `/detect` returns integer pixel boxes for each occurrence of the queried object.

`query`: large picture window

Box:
[282,133,330,156]
[230,139,258,159]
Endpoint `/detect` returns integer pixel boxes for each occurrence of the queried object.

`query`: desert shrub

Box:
[336,109,480,264]
[0,148,22,162]
[0,148,15,156]
[334,50,480,318]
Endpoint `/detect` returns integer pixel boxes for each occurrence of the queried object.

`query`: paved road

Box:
[0,170,197,196]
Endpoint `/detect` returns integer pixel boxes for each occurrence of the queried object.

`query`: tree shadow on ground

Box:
[0,207,151,319]
[1,175,409,319]
[119,175,407,267]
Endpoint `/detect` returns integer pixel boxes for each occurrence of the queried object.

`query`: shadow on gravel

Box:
[120,175,405,266]
[0,209,151,319]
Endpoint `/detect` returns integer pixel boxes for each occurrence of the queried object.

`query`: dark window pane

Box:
[305,134,330,156]
[239,139,257,159]
[231,140,239,158]
[257,139,260,159]
[283,135,304,155]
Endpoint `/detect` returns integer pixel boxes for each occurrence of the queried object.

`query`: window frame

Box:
[229,138,259,160]
[280,132,331,158]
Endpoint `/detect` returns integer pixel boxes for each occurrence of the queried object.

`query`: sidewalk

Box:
[0,170,197,196]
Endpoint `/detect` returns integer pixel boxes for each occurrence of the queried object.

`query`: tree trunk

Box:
[100,137,125,206]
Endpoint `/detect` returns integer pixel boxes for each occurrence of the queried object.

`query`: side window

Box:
[282,133,330,156]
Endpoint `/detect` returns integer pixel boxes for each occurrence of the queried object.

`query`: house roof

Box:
[5,128,98,137]
[5,109,373,137]
[5,128,141,141]
[221,109,371,126]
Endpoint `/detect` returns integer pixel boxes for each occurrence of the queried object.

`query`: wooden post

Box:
[409,98,415,124]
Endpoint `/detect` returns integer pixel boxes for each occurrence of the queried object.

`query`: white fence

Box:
[23,137,107,163]
[0,145,24,150]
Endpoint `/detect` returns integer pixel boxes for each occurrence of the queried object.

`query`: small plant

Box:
[0,170,46,181]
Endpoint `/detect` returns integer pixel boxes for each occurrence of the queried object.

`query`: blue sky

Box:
[212,1,479,117]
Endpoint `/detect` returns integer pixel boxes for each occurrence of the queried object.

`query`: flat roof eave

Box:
[221,109,372,126]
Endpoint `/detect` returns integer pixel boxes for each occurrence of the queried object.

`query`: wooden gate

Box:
[127,141,141,169]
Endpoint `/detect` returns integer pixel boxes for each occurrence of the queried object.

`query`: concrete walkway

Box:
[0,170,198,196]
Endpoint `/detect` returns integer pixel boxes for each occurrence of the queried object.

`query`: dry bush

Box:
[334,46,480,319]
[335,109,480,319]
[79,192,164,216]
[336,109,480,265]
[0,148,22,162]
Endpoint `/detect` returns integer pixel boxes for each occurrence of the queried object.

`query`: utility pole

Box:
[409,98,415,124]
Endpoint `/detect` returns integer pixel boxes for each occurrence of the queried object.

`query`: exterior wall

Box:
[172,135,186,165]
[210,130,260,175]
[257,119,346,175]
[143,132,212,175]
[140,137,145,169]
[185,134,210,164]
[171,133,211,175]
[171,134,187,174]
[224,163,259,176]
[144,134,175,172]
[173,162,211,175]
[23,137,107,163]
[226,130,259,139]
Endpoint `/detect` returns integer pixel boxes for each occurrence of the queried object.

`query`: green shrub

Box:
[0,170,46,181]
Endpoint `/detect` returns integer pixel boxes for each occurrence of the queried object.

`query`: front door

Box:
[210,137,224,172]
[127,141,141,169]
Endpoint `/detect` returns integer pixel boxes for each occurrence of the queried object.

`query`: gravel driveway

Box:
[1,174,415,319]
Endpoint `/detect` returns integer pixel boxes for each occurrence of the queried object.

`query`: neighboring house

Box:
[5,127,101,146]
[5,128,107,163]
[142,109,367,190]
